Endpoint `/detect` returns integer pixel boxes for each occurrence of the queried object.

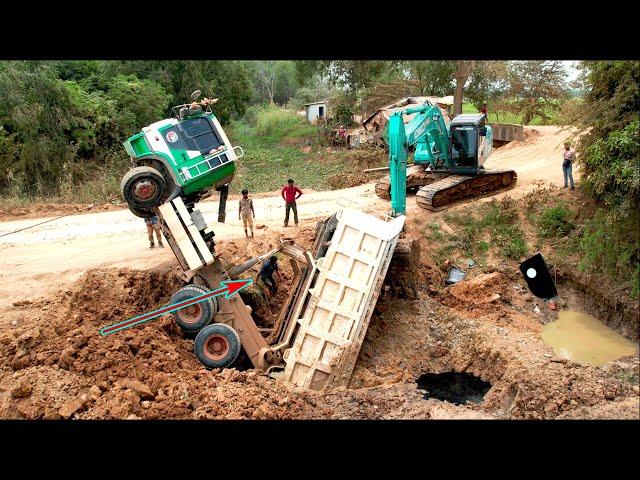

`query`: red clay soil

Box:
[0,224,637,420]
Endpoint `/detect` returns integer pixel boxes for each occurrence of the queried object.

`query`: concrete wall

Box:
[305,103,326,123]
[490,123,524,142]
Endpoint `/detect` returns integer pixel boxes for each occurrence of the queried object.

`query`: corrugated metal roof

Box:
[303,101,327,106]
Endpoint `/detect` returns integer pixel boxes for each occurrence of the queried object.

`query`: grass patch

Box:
[426,198,528,265]
[228,105,385,194]
[462,102,563,125]
[537,203,575,238]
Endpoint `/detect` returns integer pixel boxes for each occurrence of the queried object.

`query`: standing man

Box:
[145,215,163,248]
[281,178,302,227]
[239,188,255,238]
[255,256,282,300]
[562,142,576,191]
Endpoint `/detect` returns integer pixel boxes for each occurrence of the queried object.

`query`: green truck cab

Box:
[121,92,243,218]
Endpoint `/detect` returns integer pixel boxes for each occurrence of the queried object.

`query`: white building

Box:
[303,101,327,124]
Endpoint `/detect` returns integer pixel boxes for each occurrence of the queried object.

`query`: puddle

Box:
[541,311,638,366]
[416,372,492,405]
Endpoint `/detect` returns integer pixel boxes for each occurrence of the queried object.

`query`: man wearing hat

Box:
[239,188,255,238]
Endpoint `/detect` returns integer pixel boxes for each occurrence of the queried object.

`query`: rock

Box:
[10,379,32,398]
[58,397,86,418]
[121,379,154,400]
[89,385,102,400]
[58,347,77,369]
[256,224,266,229]
[16,328,42,349]
[11,349,31,370]
[126,414,141,420]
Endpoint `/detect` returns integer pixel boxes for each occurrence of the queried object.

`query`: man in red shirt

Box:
[281,178,303,227]
[480,103,488,119]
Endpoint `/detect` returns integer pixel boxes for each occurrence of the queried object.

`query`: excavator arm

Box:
[383,102,450,217]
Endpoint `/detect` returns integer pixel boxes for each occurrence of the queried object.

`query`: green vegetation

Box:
[228,105,374,193]
[537,203,575,238]
[462,102,565,125]
[427,198,528,265]
[574,61,640,298]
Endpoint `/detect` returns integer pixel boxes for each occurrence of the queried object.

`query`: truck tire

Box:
[121,166,166,209]
[194,323,241,369]
[127,203,155,219]
[170,285,217,334]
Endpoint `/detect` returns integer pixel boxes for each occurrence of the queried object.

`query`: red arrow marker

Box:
[99,278,252,336]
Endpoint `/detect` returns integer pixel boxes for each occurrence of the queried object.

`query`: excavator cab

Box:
[448,114,490,174]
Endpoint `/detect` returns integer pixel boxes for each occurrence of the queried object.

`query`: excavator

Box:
[375,101,517,214]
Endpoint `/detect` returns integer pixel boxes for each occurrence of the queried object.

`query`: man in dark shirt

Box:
[256,256,281,299]
[281,179,303,227]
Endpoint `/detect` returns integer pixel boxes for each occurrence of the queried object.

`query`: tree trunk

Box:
[453,60,475,117]
[453,79,465,117]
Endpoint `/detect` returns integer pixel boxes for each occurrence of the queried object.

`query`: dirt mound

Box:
[497,128,542,152]
[0,217,637,420]
[0,264,313,419]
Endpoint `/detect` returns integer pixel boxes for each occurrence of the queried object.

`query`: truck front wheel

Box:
[121,166,166,209]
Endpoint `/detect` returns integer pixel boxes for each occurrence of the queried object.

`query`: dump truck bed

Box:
[281,208,405,390]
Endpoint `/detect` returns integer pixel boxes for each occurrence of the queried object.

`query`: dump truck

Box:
[151,197,404,389]
[118,90,406,390]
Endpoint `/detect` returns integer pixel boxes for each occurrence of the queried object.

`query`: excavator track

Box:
[374,167,449,200]
[416,169,517,211]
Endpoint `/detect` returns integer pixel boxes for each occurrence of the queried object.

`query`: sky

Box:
[563,61,580,82]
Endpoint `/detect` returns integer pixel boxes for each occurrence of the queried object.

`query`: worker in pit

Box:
[562,142,576,191]
[144,215,163,248]
[255,255,282,300]
[239,188,255,238]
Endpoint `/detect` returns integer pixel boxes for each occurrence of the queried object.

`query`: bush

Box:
[579,209,640,298]
[538,204,575,237]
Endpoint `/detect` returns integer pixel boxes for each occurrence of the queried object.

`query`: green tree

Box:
[505,61,568,125]
[404,61,455,96]
[0,61,82,194]
[574,61,640,297]
[465,61,510,112]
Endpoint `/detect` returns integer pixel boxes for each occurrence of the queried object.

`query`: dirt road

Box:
[0,126,573,308]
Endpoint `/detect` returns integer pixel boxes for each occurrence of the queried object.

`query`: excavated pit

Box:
[0,223,637,420]
[417,372,492,405]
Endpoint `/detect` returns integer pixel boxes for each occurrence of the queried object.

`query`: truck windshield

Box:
[451,127,478,166]
[178,117,223,153]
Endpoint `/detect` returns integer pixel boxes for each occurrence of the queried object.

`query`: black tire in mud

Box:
[194,323,242,369]
[121,166,167,210]
[170,285,217,334]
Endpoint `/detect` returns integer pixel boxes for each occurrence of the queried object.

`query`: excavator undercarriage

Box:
[374,166,517,211]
